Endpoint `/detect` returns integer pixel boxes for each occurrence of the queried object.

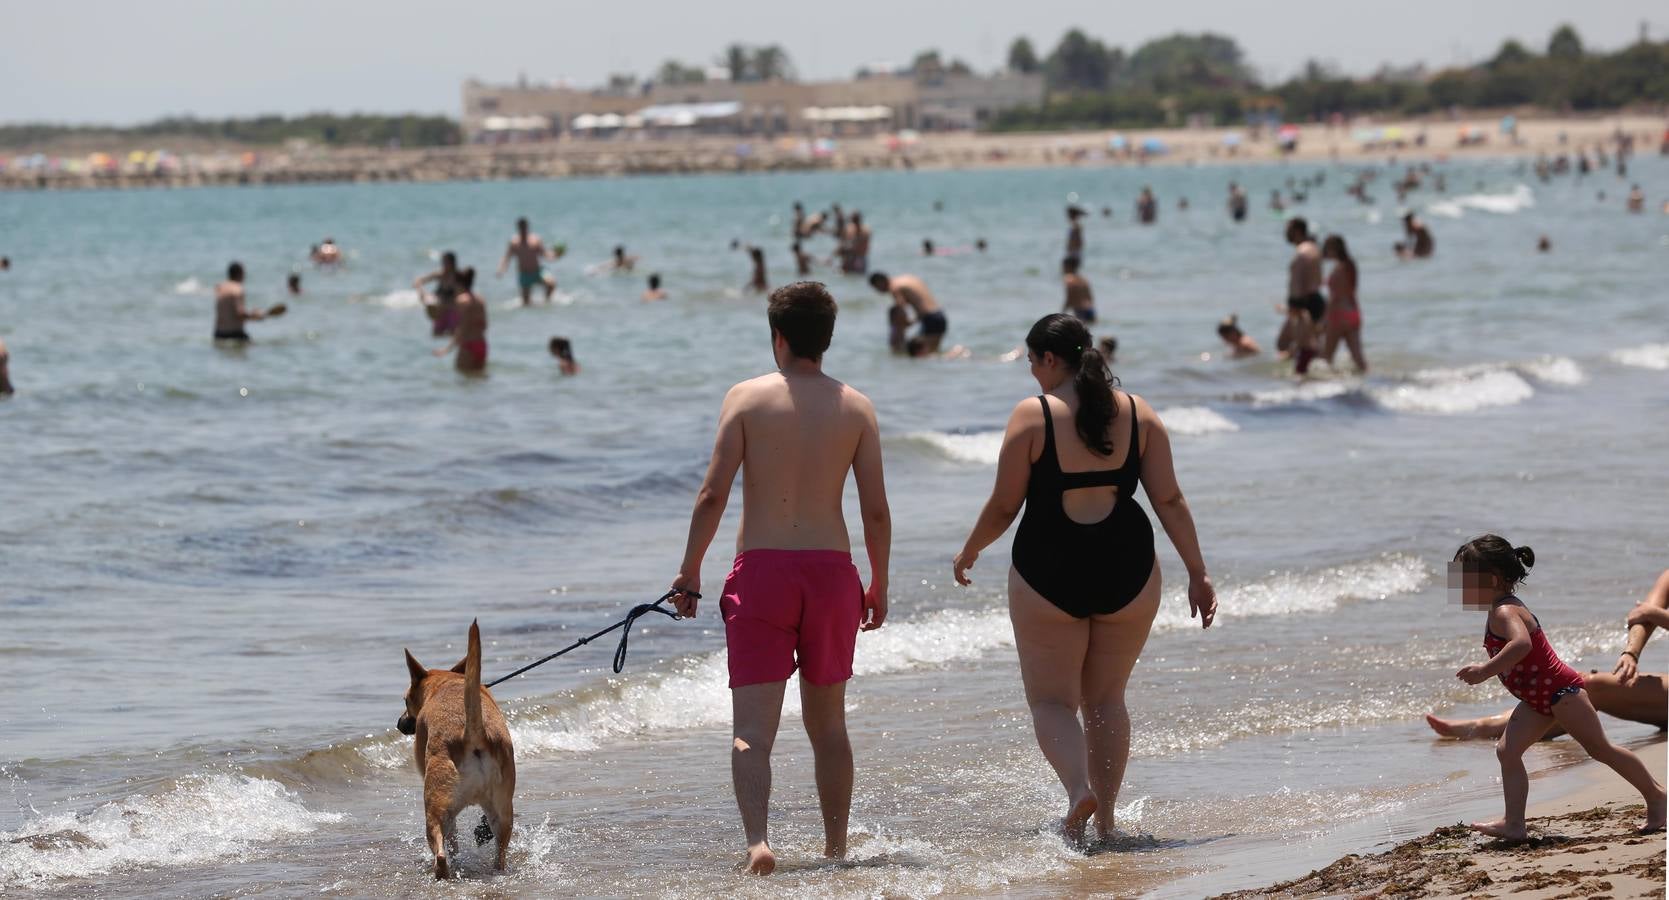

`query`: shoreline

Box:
[1172,731,1667,899]
[1,113,1660,192]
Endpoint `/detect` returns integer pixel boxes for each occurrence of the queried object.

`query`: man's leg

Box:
[543,273,556,302]
[732,681,787,874]
[800,679,852,858]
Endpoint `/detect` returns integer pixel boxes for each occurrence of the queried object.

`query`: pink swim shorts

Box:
[719,549,863,688]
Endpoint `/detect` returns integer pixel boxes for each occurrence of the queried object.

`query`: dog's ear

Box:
[406,649,427,685]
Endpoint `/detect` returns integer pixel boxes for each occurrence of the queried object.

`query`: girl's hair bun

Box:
[1514,545,1535,569]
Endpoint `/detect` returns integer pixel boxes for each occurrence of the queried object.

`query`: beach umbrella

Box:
[1220,132,1242,146]
[572,114,600,130]
[1108,133,1127,150]
[1499,115,1516,134]
[1383,126,1404,142]
[1141,136,1167,154]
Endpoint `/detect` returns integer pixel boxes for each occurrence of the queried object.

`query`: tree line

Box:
[993,24,1669,131]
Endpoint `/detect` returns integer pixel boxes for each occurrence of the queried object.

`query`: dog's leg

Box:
[484,796,513,871]
[426,811,450,880]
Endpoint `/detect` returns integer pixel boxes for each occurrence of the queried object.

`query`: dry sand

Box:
[1213,744,1667,899]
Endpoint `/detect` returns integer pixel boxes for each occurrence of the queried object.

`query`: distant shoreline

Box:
[2,113,1661,192]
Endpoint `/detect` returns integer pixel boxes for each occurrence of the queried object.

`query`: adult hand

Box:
[952,549,977,586]
[432,347,448,357]
[1613,652,1639,686]
[861,581,888,631]
[669,572,700,617]
[1189,572,1217,628]
[1455,664,1491,685]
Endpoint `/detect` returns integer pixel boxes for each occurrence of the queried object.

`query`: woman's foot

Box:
[1471,818,1528,842]
[739,841,775,875]
[1062,793,1098,849]
[1643,790,1667,834]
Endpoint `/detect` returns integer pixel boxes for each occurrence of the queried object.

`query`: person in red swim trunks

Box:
[668,281,891,876]
[1451,534,1666,841]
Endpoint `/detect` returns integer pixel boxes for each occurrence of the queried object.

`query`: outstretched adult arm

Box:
[1616,569,1669,685]
[1135,395,1216,627]
[670,386,745,616]
[851,398,890,630]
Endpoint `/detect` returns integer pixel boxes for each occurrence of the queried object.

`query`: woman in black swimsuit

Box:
[953,313,1217,847]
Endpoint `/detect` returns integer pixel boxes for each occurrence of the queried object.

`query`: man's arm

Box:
[497,242,512,276]
[851,399,890,631]
[669,387,746,616]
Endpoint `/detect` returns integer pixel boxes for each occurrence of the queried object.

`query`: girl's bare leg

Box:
[1344,328,1368,373]
[1008,567,1096,846]
[1552,690,1667,832]
[1473,703,1552,841]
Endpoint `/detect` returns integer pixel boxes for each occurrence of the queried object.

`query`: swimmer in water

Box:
[287,273,302,295]
[435,267,486,373]
[1098,336,1117,365]
[0,257,9,271]
[1399,212,1434,258]
[975,238,988,253]
[841,212,870,274]
[415,251,462,336]
[1066,206,1085,258]
[888,304,912,355]
[643,273,667,302]
[1136,187,1157,224]
[1216,315,1260,358]
[1320,235,1367,374]
[549,337,578,375]
[610,245,639,273]
[1626,185,1645,213]
[0,336,12,395]
[498,218,559,305]
[747,246,768,293]
[1227,183,1247,222]
[213,262,285,342]
[1282,218,1323,375]
[1061,256,1095,324]
[870,272,947,355]
[793,241,812,276]
[312,237,341,267]
[1537,235,1552,253]
[922,239,935,256]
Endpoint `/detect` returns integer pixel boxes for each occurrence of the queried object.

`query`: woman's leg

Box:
[1552,690,1667,831]
[1322,323,1341,365]
[1344,326,1368,373]
[1474,703,1552,840]
[1080,563,1161,840]
[1008,567,1095,843]
[1584,672,1668,730]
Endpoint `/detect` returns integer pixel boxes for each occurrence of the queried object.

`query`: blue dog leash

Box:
[483,589,693,688]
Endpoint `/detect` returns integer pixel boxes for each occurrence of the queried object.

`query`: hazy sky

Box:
[2,0,1661,124]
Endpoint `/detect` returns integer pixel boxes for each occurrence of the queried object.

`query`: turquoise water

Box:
[1,157,1666,896]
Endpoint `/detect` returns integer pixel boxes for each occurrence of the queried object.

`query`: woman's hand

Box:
[669,571,700,617]
[1613,652,1639,685]
[1455,664,1492,685]
[1189,572,1217,628]
[953,549,978,586]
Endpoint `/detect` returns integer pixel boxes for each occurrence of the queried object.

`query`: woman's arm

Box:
[953,400,1038,586]
[1615,569,1669,684]
[1134,395,1216,627]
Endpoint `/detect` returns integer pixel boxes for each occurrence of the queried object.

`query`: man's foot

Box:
[740,841,775,875]
[1643,790,1666,833]
[1063,793,1098,849]
[1471,818,1528,842]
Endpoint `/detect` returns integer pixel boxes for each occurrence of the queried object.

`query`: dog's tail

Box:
[464,618,484,741]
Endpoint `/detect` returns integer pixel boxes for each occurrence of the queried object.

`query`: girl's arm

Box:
[1460,606,1531,683]
[953,400,1037,585]
[1134,395,1217,627]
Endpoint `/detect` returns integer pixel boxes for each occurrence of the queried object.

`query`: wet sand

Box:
[1210,739,1666,899]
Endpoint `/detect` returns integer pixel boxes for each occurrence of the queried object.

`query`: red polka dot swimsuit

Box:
[1484,597,1585,716]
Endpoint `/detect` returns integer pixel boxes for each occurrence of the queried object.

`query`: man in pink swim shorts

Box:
[669,281,891,876]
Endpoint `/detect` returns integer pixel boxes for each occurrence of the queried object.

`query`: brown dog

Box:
[399,620,515,879]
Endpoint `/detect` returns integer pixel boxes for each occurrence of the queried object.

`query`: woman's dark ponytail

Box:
[1025,313,1117,456]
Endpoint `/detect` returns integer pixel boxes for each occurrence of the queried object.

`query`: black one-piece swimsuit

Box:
[1011,393,1156,617]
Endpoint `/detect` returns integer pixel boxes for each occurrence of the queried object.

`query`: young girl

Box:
[1452,535,1666,840]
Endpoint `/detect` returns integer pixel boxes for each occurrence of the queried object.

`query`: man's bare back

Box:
[1288,241,1322,297]
[507,234,546,273]
[890,275,940,315]
[725,372,876,553]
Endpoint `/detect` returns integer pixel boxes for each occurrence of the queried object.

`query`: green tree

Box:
[1126,33,1257,92]
[1008,37,1039,73]
[1488,39,1533,70]
[1547,24,1584,59]
[721,43,750,82]
[656,60,706,85]
[750,44,795,81]
[1045,28,1115,92]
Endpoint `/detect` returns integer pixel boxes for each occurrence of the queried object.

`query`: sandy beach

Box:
[1214,741,1667,899]
[1,112,1661,190]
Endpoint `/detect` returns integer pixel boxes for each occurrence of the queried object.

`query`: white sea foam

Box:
[1157,406,1239,435]
[358,555,1428,766]
[1611,342,1669,370]
[1370,366,1534,414]
[172,277,206,295]
[377,289,423,310]
[1248,378,1359,408]
[1426,184,1534,219]
[0,774,340,888]
[1513,356,1586,386]
[909,406,1234,467]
